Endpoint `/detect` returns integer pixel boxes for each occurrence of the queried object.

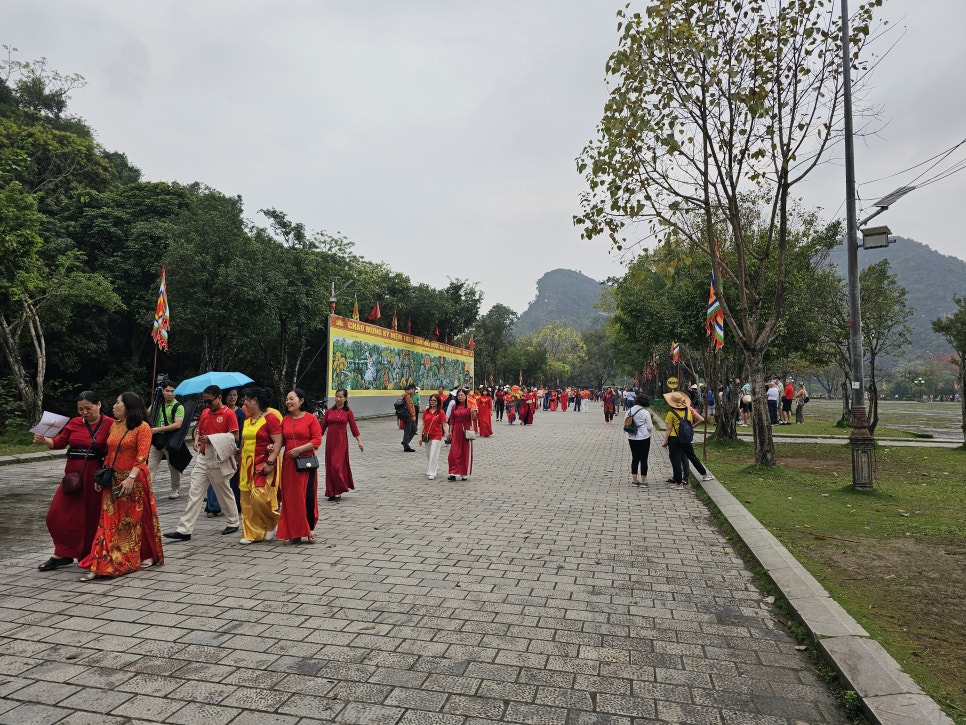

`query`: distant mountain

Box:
[828,237,965,360]
[514,269,609,336]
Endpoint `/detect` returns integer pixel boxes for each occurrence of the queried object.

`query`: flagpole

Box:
[150,347,158,400]
[703,336,713,459]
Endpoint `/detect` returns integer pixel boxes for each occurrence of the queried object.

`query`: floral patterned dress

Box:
[79,421,164,576]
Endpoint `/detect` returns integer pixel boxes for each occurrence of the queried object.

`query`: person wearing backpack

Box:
[661,391,713,488]
[623,393,654,486]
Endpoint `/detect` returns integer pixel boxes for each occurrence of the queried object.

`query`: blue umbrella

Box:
[173,371,254,396]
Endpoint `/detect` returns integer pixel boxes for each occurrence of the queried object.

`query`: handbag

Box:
[295,455,319,471]
[420,432,430,443]
[253,457,271,487]
[291,417,319,472]
[94,427,131,491]
[61,472,83,494]
[463,429,478,440]
[62,418,104,494]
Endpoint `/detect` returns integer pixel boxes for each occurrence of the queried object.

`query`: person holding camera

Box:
[148,379,186,499]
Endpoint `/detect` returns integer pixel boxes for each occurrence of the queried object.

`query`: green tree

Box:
[933,296,966,446]
[574,326,618,390]
[576,0,879,464]
[533,322,586,372]
[0,180,120,422]
[859,260,912,434]
[474,303,518,385]
[164,187,262,372]
[251,209,341,393]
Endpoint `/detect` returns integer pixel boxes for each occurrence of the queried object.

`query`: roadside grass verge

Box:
[0,429,38,456]
[702,439,966,723]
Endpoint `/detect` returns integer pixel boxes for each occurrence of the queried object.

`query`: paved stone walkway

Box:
[0,403,848,724]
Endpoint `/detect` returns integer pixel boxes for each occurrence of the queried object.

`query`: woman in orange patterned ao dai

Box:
[80,392,164,581]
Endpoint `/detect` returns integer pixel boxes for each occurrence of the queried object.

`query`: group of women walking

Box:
[419,389,477,481]
[34,391,164,581]
[35,385,366,581]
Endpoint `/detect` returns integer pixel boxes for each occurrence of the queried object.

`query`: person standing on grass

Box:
[795,382,809,424]
[780,377,795,425]
[766,380,780,426]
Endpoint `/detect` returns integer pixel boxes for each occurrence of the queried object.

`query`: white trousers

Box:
[424,439,442,478]
[148,445,182,493]
[175,452,239,534]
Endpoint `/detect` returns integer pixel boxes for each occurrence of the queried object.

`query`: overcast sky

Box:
[7,1,965,314]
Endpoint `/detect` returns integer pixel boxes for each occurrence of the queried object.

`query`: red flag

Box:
[468,334,475,351]
[407,315,412,334]
[351,296,359,321]
[367,302,381,322]
[391,309,398,331]
[151,266,170,351]
[434,326,440,340]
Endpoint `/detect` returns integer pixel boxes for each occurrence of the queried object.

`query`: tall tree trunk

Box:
[712,359,739,441]
[840,380,852,425]
[867,377,879,435]
[747,349,775,465]
[0,299,46,425]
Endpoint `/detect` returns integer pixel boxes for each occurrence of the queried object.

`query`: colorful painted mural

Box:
[327,315,474,396]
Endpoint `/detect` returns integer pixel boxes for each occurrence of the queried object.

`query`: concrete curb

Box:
[699,475,954,725]
[0,450,66,467]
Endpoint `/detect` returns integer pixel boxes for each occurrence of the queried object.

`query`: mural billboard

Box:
[327,315,474,398]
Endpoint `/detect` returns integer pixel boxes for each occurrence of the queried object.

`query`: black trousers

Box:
[627,438,651,476]
[402,420,417,448]
[668,438,707,482]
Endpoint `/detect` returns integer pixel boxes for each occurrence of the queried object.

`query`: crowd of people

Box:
[33,379,722,583]
[33,383,368,581]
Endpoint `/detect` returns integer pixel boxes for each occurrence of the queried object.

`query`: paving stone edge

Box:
[698,474,954,725]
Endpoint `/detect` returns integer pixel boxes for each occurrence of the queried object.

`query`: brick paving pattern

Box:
[0,403,848,724]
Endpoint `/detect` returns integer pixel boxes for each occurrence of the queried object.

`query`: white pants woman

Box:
[424,438,443,479]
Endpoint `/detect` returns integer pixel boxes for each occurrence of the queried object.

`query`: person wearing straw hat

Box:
[661,391,714,488]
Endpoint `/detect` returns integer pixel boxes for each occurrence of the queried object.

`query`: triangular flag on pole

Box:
[391,309,398,331]
[705,270,725,351]
[151,266,170,352]
[434,326,440,341]
[468,334,475,351]
[367,302,381,323]
[352,296,359,320]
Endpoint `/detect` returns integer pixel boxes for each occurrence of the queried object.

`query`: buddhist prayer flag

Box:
[705,270,724,351]
[352,297,359,320]
[468,334,475,351]
[671,341,680,364]
[367,302,381,322]
[151,266,170,352]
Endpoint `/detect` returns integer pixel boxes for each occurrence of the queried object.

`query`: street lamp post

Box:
[841,0,874,489]
[914,377,925,402]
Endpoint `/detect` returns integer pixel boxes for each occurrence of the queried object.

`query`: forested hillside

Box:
[829,237,965,359]
[0,54,480,425]
[514,269,608,336]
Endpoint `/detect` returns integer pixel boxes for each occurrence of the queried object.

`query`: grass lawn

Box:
[0,429,38,456]
[702,438,966,723]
